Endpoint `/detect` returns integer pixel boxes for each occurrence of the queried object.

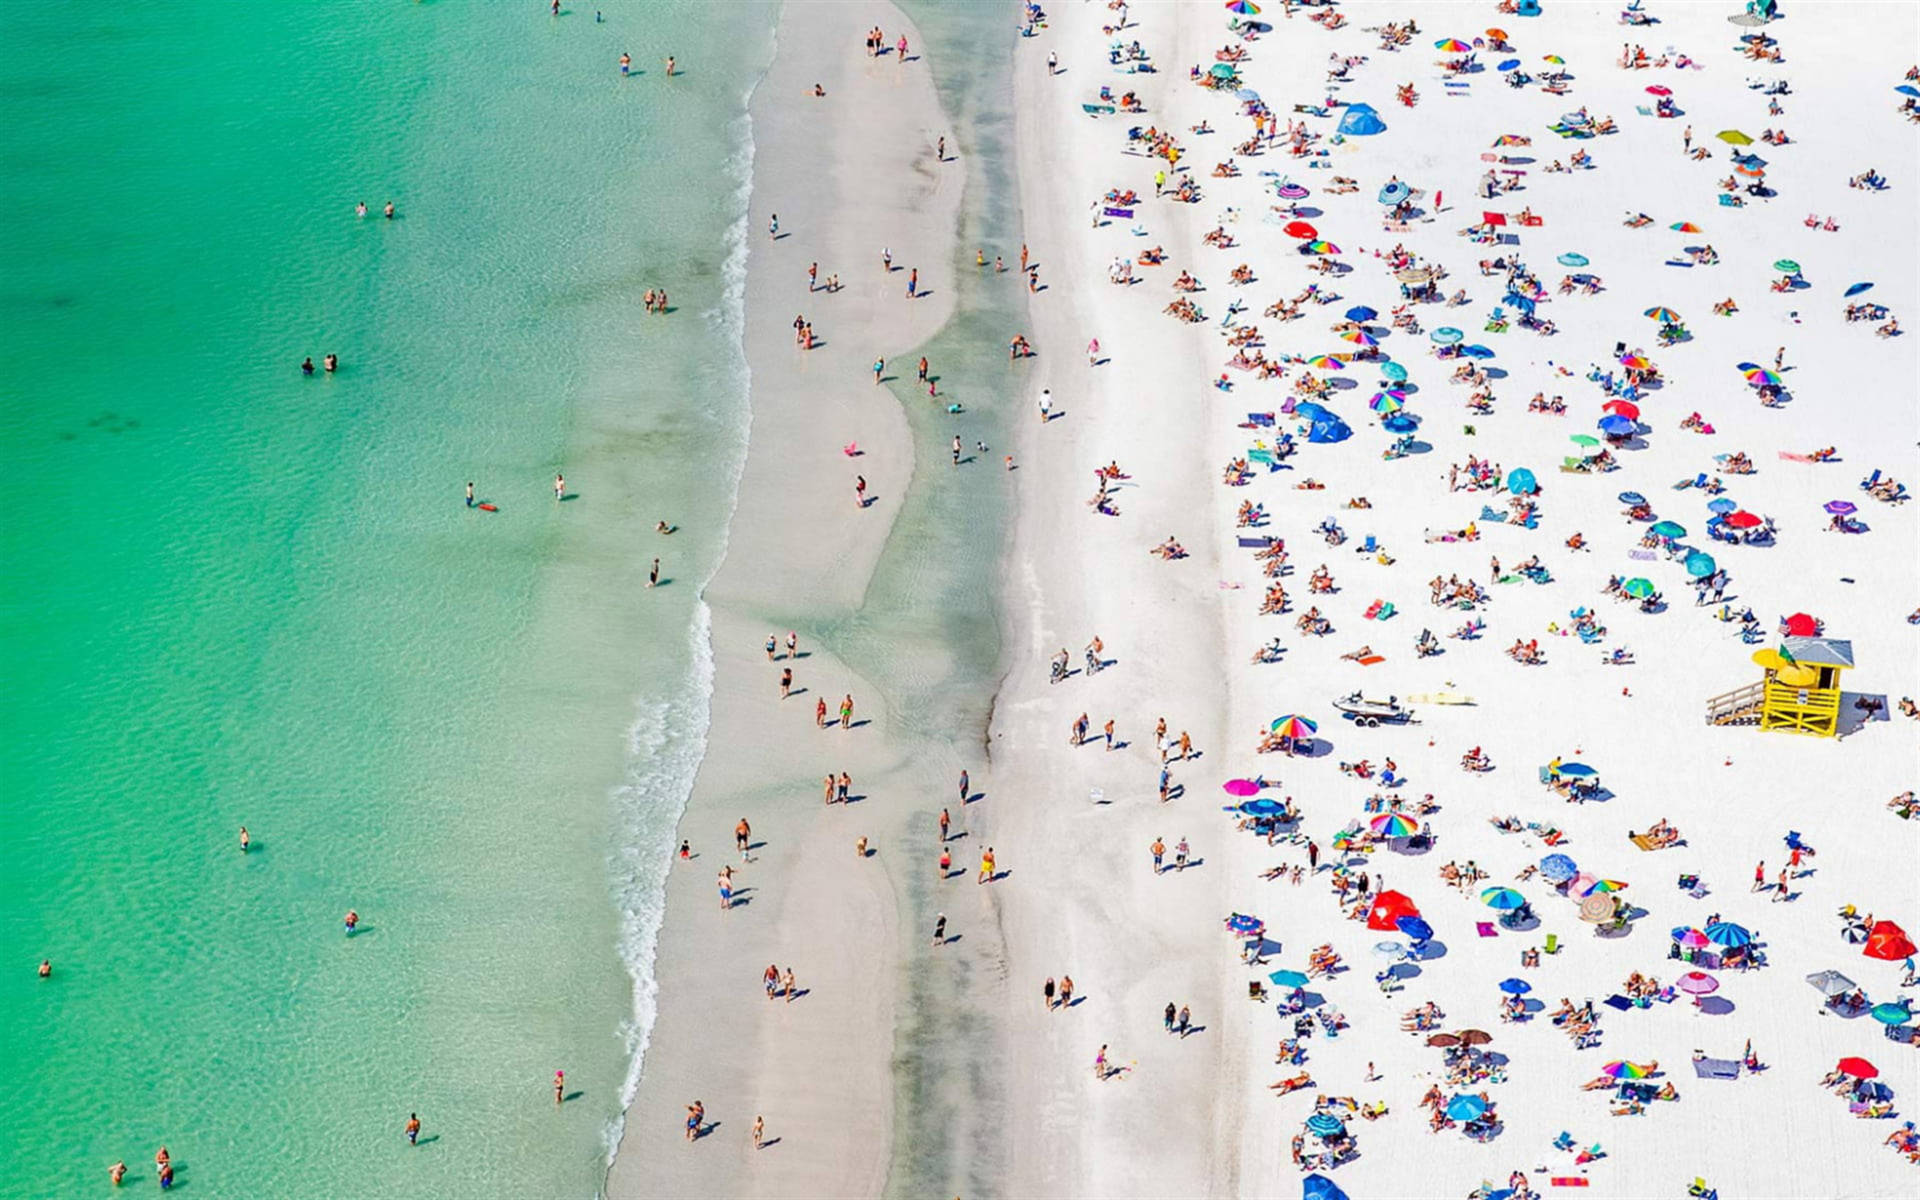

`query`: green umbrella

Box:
[1269,969,1310,988]
[1773,259,1800,274]
[1716,129,1753,145]
[1622,578,1655,599]
[1569,434,1600,447]
[1209,63,1238,78]
[1650,521,1686,538]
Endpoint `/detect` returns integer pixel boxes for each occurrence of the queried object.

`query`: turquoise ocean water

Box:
[0,2,770,1195]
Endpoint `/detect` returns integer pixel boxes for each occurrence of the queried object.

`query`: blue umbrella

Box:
[1598,414,1634,436]
[1704,921,1752,947]
[1228,914,1265,934]
[1539,853,1578,883]
[1446,1094,1489,1121]
[1431,327,1465,344]
[1239,798,1285,815]
[1380,361,1409,382]
[1507,468,1538,495]
[1378,180,1412,205]
[1556,762,1597,777]
[1845,281,1874,297]
[1303,1174,1351,1200]
[1498,977,1532,995]
[1236,88,1263,102]
[1305,1112,1347,1137]
[1295,401,1333,421]
[1462,343,1496,359]
[1706,497,1738,514]
[1684,552,1716,578]
[1871,1001,1913,1026]
[1898,85,1920,98]
[1269,968,1311,988]
[1309,420,1351,444]
[1382,413,1419,433]
[1557,252,1589,267]
[1396,915,1434,942]
[1498,58,1521,71]
[1338,102,1387,137]
[1617,491,1646,505]
[1346,305,1379,322]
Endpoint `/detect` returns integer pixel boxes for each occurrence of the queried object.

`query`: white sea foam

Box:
[601,93,760,1175]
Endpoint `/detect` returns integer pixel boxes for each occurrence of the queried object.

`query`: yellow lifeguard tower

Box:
[1704,637,1853,737]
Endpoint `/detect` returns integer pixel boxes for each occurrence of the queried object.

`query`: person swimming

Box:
[301,356,314,375]
[322,353,338,373]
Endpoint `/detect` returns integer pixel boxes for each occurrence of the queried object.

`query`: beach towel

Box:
[1693,1056,1742,1079]
[1237,536,1275,548]
[1476,922,1498,937]
[1603,994,1633,1011]
[1628,549,1656,560]
[1550,1179,1589,1188]
[1479,506,1508,522]
[1778,451,1815,462]
[1103,207,1134,219]
[1629,834,1658,851]
[1358,655,1385,665]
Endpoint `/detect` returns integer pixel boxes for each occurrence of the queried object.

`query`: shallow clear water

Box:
[0,2,768,1195]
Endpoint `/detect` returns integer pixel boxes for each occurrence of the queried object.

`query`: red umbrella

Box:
[1645,85,1672,97]
[1284,220,1319,240]
[1781,613,1819,637]
[1365,890,1421,931]
[1601,400,1640,420]
[1864,921,1917,961]
[1836,1056,1878,1079]
[1723,511,1762,529]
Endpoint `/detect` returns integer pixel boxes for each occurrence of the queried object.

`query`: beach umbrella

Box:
[1603,1061,1653,1079]
[1238,798,1285,816]
[1579,893,1619,922]
[1436,38,1473,52]
[1277,182,1310,200]
[1684,552,1716,578]
[1643,307,1681,323]
[1269,968,1310,988]
[1650,520,1686,539]
[1556,252,1589,267]
[1734,163,1765,178]
[1569,433,1601,447]
[1284,220,1318,239]
[1543,54,1564,64]
[1225,0,1261,11]
[1379,180,1412,205]
[1824,500,1857,516]
[1670,221,1703,233]
[1223,778,1261,797]
[1456,1029,1492,1046]
[1431,327,1464,344]
[1864,921,1917,961]
[1498,58,1521,71]
[1581,879,1627,897]
[1395,914,1434,943]
[1486,27,1509,39]
[1295,401,1334,422]
[1461,344,1495,360]
[1781,612,1818,635]
[1382,413,1420,434]
[1364,891,1420,930]
[1900,85,1920,98]
[1806,969,1856,997]
[1381,361,1409,382]
[1445,1094,1488,1121]
[1397,266,1435,284]
[1598,415,1635,436]
[1716,129,1753,145]
[1303,240,1341,255]
[1330,829,1360,850]
[1773,259,1800,274]
[1617,491,1646,505]
[1370,392,1405,414]
[1844,281,1873,297]
[1343,329,1378,347]
[1676,970,1719,995]
[1836,1057,1877,1080]
[1744,367,1780,386]
[1270,715,1318,738]
[1374,941,1407,960]
[1371,812,1420,838]
[1482,887,1527,910]
[1209,63,1238,79]
[1568,872,1598,897]
[1555,761,1597,777]
[1723,511,1761,529]
[1707,497,1738,514]
[1302,1174,1350,1200]
[1305,1113,1347,1139]
[1704,921,1752,947]
[1497,977,1532,995]
[1304,355,1344,370]
[1336,104,1386,137]
[1539,854,1578,883]
[1345,304,1378,322]
[1600,399,1639,420]
[1507,468,1538,495]
[1871,1001,1913,1026]
[1235,88,1262,102]
[1227,913,1266,935]
[1426,1032,1461,1048]
[1618,354,1652,369]
[1674,927,1709,949]
[1645,85,1672,97]
[1622,578,1655,600]
[1492,135,1530,147]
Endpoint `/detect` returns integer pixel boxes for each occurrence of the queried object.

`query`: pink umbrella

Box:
[1223,779,1261,797]
[1645,85,1672,97]
[1677,928,1710,949]
[1677,970,1719,995]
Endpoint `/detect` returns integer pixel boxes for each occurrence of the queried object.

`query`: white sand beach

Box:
[616,1,1917,1196]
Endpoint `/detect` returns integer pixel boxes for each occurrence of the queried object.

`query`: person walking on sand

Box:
[840,694,854,728]
[1682,124,1692,152]
[823,774,835,806]
[764,963,780,998]
[1179,1004,1190,1034]
[1104,718,1115,749]
[978,846,996,883]
[855,474,867,506]
[933,912,947,944]
[1071,713,1089,746]
[620,52,631,76]
[918,356,929,382]
[1152,836,1166,874]
[782,968,796,1001]
[1308,839,1320,872]
[766,634,779,661]
[1155,716,1167,753]
[939,807,951,840]
[873,357,885,385]
[939,846,951,876]
[953,435,962,466]
[786,631,797,658]
[1044,976,1057,1009]
[751,1115,764,1149]
[1038,388,1051,423]
[406,1113,421,1145]
[735,818,751,859]
[648,557,659,588]
[1753,860,1766,892]
[907,267,917,298]
[815,697,828,728]
[837,772,850,802]
[809,261,818,291]
[768,213,778,241]
[1774,867,1789,900]
[1178,730,1193,761]
[685,1101,702,1141]
[957,770,969,802]
[1094,1044,1109,1080]
[779,667,792,698]
[1175,837,1189,870]
[1060,975,1074,1007]
[1087,337,1100,366]
[1165,1002,1178,1033]
[1158,764,1171,802]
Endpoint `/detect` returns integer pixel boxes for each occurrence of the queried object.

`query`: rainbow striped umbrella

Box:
[1436,38,1473,52]
[1371,812,1421,838]
[1342,328,1378,347]
[1304,240,1341,255]
[1543,54,1565,64]
[1603,1061,1653,1079]
[1304,355,1346,370]
[1225,0,1261,13]
[1270,715,1318,738]
[1370,392,1405,414]
[1671,221,1703,233]
[1580,879,1628,896]
[1481,887,1527,910]
[1643,307,1680,323]
[1619,353,1652,368]
[1744,367,1781,386]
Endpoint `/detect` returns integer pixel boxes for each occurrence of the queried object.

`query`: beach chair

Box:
[1356,534,1378,555]
[1544,933,1560,954]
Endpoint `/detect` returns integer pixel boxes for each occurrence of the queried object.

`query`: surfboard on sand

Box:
[478,503,498,512]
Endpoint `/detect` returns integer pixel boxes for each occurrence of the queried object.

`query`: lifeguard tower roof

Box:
[1782,637,1853,668]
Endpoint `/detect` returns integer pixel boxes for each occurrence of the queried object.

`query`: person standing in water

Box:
[554,473,565,501]
[648,558,660,588]
[620,52,631,76]
[239,826,250,853]
[664,56,676,76]
[405,1113,421,1145]
[554,1070,566,1106]
[109,1161,126,1186]
[344,910,359,935]
[465,482,475,508]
